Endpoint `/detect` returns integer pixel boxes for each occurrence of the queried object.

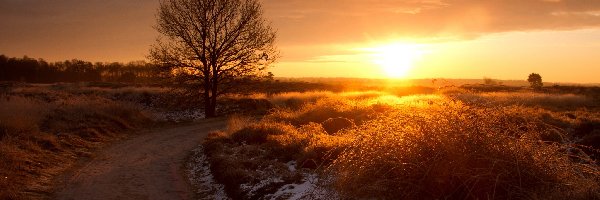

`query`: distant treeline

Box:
[0,55,159,83]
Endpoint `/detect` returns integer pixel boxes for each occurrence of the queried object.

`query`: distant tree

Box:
[0,55,158,83]
[483,77,498,85]
[527,73,543,90]
[0,55,8,80]
[150,0,278,117]
[266,72,275,82]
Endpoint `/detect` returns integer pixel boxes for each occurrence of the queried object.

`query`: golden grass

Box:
[224,90,387,110]
[329,99,599,199]
[204,91,600,199]
[451,91,596,111]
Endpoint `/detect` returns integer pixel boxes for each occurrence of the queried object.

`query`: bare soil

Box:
[52,118,226,200]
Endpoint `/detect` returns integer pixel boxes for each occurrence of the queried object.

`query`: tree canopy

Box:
[150,0,278,117]
[527,73,543,90]
[0,54,158,83]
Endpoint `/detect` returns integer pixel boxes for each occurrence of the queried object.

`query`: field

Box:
[0,80,343,199]
[0,82,212,199]
[1,81,600,199]
[0,83,159,199]
[199,86,600,199]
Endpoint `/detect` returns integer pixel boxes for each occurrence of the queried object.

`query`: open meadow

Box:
[1,81,599,199]
[198,85,600,199]
[0,80,366,199]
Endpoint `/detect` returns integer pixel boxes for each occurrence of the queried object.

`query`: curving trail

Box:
[53,118,227,200]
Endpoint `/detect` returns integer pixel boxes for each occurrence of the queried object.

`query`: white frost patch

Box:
[186,146,229,200]
[270,174,340,200]
[240,176,284,197]
[267,162,338,200]
[287,161,297,172]
[269,173,318,200]
[188,148,338,199]
[151,109,206,122]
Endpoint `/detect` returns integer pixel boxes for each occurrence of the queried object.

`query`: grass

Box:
[1,83,371,200]
[452,91,597,111]
[329,99,598,199]
[3,82,599,199]
[0,85,154,199]
[203,90,600,199]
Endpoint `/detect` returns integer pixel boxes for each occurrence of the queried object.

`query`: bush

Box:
[321,117,355,134]
[528,73,543,90]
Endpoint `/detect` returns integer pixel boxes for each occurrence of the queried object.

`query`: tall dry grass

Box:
[224,90,387,110]
[328,99,599,199]
[205,91,600,199]
[0,91,152,199]
[452,92,596,111]
[0,96,51,136]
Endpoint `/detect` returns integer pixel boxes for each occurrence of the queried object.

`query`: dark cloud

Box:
[262,0,600,45]
[2,0,600,61]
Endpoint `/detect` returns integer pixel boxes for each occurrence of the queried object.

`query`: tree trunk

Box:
[203,74,216,118]
[204,92,216,118]
[207,68,219,118]
[205,102,216,118]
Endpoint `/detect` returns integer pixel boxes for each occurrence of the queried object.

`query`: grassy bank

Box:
[0,84,155,199]
[203,90,600,199]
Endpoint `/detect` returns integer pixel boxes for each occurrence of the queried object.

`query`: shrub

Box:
[528,73,543,90]
[230,121,297,144]
[321,117,355,135]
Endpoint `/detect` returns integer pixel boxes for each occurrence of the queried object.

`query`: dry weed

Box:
[205,91,600,199]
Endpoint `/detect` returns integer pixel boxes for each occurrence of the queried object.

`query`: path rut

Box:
[53,118,226,200]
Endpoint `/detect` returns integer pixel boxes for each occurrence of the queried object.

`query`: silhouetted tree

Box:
[528,73,543,90]
[266,72,275,82]
[483,77,498,85]
[150,0,278,117]
[0,55,9,81]
[0,55,159,83]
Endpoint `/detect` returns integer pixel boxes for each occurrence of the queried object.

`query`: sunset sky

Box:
[1,0,599,83]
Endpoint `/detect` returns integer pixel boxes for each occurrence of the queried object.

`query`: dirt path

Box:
[53,118,227,200]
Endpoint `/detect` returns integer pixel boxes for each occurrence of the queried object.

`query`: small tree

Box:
[483,77,497,85]
[527,73,543,90]
[150,0,278,117]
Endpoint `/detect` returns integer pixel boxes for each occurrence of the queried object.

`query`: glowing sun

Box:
[368,43,425,78]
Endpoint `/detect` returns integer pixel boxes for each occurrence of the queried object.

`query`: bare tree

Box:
[150,0,277,117]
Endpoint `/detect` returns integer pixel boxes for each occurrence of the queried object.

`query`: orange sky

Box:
[1,0,599,83]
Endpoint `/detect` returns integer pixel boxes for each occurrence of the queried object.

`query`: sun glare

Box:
[367,43,425,78]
